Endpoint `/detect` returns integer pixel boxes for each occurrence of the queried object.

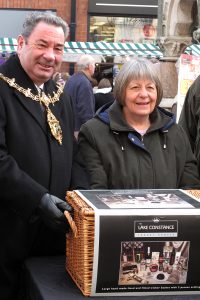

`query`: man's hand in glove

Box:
[38,193,73,232]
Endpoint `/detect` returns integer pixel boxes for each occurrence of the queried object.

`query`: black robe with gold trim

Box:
[0,54,88,299]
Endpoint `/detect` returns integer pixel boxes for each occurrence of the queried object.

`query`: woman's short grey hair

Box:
[21,11,69,40]
[113,57,163,106]
[76,54,95,72]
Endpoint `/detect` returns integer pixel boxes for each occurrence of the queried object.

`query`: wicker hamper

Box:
[65,189,200,297]
[65,190,95,296]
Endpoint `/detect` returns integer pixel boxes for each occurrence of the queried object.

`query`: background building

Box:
[0,0,200,110]
[0,0,158,62]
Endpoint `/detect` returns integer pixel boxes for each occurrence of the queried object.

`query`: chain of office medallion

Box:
[0,73,63,106]
[0,72,64,145]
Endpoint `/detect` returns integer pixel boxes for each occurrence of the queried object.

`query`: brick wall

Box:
[0,0,71,37]
[0,0,89,41]
[0,0,89,72]
[76,0,88,41]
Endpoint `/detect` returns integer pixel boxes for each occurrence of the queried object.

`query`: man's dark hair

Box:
[21,11,69,39]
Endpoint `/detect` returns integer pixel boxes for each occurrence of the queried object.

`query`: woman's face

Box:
[123,78,157,120]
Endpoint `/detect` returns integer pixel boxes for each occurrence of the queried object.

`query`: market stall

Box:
[0,37,163,63]
[1,37,200,62]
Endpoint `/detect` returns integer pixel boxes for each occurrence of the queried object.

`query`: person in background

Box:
[78,57,200,189]
[64,54,96,138]
[178,76,200,171]
[53,71,70,86]
[143,24,155,38]
[0,12,89,300]
[94,78,115,111]
[91,77,98,92]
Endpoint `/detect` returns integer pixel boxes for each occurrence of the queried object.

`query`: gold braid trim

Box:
[0,73,64,145]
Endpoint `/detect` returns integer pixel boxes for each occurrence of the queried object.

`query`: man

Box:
[64,54,96,138]
[178,76,200,171]
[0,12,88,300]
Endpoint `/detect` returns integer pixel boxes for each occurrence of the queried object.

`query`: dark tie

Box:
[38,87,45,112]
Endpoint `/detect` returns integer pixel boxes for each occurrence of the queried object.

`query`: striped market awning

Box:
[0,38,163,59]
[184,44,200,56]
[3,37,200,60]
[0,37,17,53]
[64,41,163,59]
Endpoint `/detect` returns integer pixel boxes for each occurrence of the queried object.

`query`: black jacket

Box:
[0,55,88,218]
[94,88,115,111]
[0,55,89,299]
[178,75,200,171]
[79,101,200,189]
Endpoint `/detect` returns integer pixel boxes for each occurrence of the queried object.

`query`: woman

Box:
[78,57,200,189]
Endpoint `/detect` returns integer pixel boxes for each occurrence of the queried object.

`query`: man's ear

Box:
[17,35,25,52]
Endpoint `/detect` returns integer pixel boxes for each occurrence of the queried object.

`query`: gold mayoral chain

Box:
[0,73,63,145]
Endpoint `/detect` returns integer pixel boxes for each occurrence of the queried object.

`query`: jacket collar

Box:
[77,71,92,83]
[97,100,175,133]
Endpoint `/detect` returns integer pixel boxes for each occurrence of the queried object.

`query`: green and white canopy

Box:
[1,37,200,61]
[184,44,200,56]
[63,41,163,61]
[0,38,163,61]
[0,37,17,53]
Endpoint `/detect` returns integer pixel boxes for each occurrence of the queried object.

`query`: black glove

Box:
[37,193,73,232]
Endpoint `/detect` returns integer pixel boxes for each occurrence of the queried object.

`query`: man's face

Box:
[88,61,95,77]
[143,24,155,38]
[17,21,65,85]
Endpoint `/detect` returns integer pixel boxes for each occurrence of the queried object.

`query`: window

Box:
[89,16,157,44]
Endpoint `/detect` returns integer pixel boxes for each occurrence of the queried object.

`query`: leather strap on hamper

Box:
[64,211,78,238]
